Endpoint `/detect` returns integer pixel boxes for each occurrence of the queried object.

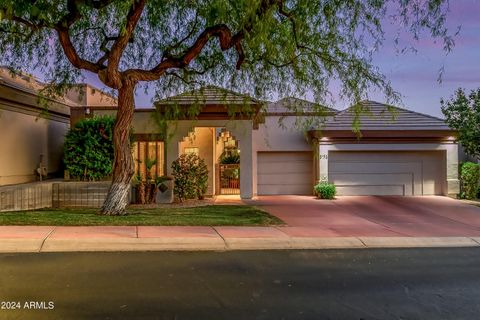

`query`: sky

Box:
[78,0,480,118]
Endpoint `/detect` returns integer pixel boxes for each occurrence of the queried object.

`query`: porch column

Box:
[445,143,460,196]
[165,122,192,176]
[228,122,253,199]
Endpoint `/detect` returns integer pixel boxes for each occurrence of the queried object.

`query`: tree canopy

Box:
[0,0,453,103]
[0,0,454,214]
[441,88,480,159]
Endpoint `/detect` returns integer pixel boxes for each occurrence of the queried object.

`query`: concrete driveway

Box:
[252,196,480,237]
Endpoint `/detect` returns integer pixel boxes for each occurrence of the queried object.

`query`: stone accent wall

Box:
[0,181,115,212]
[0,182,53,212]
[52,182,111,208]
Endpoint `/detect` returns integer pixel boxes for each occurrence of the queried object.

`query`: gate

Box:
[219,164,240,195]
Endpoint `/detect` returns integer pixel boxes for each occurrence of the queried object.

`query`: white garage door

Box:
[258,152,313,195]
[329,151,446,196]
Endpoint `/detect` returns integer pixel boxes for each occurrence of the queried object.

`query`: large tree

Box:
[441,88,480,159]
[0,0,452,215]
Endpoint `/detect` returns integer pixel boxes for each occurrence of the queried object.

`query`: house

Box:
[0,70,460,198]
[0,68,118,186]
[0,68,71,185]
[86,87,460,198]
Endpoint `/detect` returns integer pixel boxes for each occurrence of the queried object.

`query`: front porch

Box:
[156,86,264,200]
[165,122,255,199]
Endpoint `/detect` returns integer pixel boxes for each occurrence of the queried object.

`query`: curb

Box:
[1,236,480,253]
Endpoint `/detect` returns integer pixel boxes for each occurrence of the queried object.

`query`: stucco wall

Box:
[254,116,312,152]
[179,127,215,196]
[66,85,117,106]
[0,103,69,186]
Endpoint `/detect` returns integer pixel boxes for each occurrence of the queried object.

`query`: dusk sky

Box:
[79,0,480,118]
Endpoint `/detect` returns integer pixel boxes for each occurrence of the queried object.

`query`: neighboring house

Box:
[0,68,71,186]
[84,86,460,199]
[0,69,118,186]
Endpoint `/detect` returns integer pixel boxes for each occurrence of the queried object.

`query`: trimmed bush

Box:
[314,182,336,199]
[219,150,240,164]
[171,153,209,201]
[460,162,480,200]
[64,116,115,181]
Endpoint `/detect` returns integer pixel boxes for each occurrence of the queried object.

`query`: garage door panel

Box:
[258,152,312,163]
[257,152,313,195]
[258,172,313,185]
[330,161,422,174]
[336,185,405,196]
[329,151,445,196]
[331,173,413,196]
[258,162,312,174]
[259,184,313,195]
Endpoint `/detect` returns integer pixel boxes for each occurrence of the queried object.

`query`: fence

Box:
[219,164,240,195]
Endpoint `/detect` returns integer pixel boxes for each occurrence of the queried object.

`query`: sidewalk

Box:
[1,225,480,253]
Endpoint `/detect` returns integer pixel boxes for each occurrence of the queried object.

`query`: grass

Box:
[0,205,283,226]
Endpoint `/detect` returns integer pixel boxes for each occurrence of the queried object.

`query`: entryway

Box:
[179,127,240,196]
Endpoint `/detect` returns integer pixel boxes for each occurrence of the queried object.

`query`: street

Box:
[1,248,480,320]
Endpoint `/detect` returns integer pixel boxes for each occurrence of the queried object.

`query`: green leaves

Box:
[314,182,337,200]
[171,153,209,201]
[64,116,116,181]
[441,89,480,159]
[459,162,480,200]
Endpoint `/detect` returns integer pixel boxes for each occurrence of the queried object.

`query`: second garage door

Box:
[329,151,446,196]
[257,152,313,195]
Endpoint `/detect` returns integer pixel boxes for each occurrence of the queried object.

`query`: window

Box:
[132,140,164,180]
[184,147,199,155]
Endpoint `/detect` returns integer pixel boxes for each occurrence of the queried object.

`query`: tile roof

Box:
[0,67,79,107]
[321,100,450,131]
[267,97,337,114]
[155,85,263,106]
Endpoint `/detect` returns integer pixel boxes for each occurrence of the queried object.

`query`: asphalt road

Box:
[1,248,480,320]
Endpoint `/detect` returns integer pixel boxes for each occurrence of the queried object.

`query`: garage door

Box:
[258,152,313,195]
[329,151,445,196]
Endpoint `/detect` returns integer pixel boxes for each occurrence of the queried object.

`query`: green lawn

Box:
[0,205,283,226]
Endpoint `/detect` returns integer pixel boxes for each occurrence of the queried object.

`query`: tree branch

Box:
[106,0,146,79]
[56,28,105,73]
[125,24,245,82]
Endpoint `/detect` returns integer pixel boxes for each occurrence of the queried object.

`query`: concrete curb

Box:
[2,236,480,253]
[41,237,226,252]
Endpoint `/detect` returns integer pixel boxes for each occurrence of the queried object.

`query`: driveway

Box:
[252,196,480,237]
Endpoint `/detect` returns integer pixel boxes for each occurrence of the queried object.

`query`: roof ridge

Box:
[157,85,262,104]
[359,100,445,122]
[275,96,338,112]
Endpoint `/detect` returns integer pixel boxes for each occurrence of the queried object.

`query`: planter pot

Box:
[156,179,174,204]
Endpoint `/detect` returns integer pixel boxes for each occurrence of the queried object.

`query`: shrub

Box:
[314,182,336,199]
[64,116,115,181]
[460,162,480,200]
[219,150,240,164]
[171,153,209,201]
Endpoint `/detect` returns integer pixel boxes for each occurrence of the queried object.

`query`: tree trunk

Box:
[101,80,136,215]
